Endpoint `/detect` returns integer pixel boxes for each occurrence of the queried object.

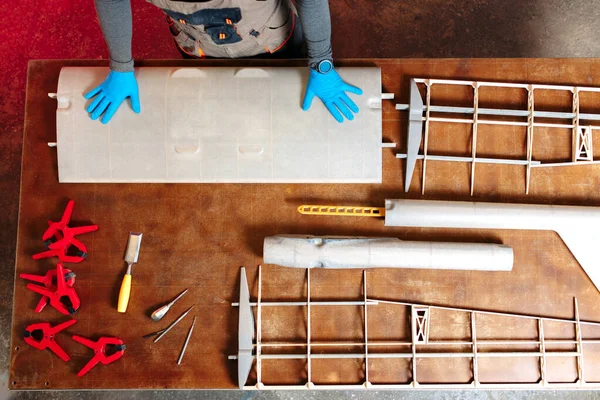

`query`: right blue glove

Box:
[302,67,363,123]
[84,70,140,124]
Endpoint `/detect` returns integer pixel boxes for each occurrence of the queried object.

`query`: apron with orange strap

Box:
[146,0,296,58]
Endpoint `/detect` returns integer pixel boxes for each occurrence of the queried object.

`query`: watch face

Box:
[318,60,333,73]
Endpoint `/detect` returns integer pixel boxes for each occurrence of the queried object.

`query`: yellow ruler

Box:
[297,205,385,217]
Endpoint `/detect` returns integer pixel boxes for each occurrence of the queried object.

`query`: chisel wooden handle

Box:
[117,273,132,313]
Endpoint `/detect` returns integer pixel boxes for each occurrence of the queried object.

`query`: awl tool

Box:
[142,328,166,339]
[154,305,194,343]
[177,316,196,365]
[151,289,188,321]
[117,232,142,313]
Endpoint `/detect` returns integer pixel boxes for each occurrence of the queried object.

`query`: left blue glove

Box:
[84,70,140,124]
[302,67,363,123]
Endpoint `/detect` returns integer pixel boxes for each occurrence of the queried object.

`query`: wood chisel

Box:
[117,232,142,313]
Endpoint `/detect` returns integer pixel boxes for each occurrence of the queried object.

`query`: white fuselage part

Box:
[384,199,600,291]
[263,235,513,271]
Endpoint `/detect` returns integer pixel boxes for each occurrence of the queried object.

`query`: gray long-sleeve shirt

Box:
[94,0,333,72]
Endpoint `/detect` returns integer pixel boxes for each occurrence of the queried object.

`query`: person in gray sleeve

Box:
[85,0,363,124]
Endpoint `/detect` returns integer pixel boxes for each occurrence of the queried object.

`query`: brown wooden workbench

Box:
[10,58,600,389]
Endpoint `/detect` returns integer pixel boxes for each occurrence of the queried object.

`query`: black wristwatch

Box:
[314,59,333,74]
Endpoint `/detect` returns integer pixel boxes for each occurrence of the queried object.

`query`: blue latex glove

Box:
[84,71,140,124]
[302,67,363,123]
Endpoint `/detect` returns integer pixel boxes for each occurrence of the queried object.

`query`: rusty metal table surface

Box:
[10,58,600,390]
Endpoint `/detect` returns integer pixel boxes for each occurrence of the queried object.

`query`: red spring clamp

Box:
[24,319,77,362]
[72,335,126,377]
[20,265,76,312]
[25,263,80,315]
[32,200,98,263]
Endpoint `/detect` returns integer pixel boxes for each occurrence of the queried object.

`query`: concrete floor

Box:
[3,0,600,399]
[2,391,600,400]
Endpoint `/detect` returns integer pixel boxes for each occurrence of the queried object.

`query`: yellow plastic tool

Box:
[118,275,131,313]
[297,205,386,217]
[117,232,143,313]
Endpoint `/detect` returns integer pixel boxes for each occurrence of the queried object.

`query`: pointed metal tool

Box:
[177,316,196,365]
[154,305,194,343]
[142,328,166,339]
[151,289,189,321]
[237,267,254,389]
